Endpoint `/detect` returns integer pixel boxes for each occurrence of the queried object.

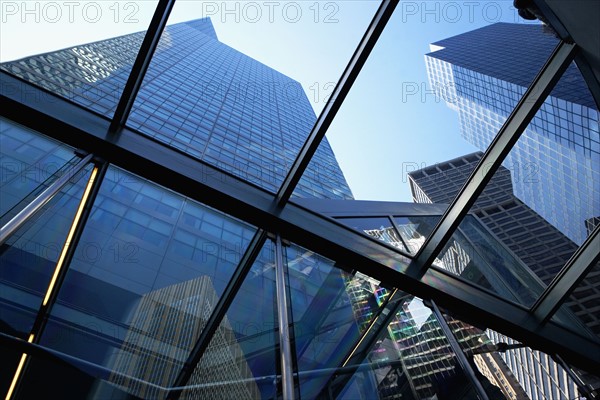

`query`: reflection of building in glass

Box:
[342,271,523,400]
[1,18,352,199]
[102,276,259,400]
[425,22,600,245]
[408,152,595,399]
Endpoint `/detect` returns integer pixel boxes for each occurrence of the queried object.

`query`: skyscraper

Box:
[0,17,355,399]
[425,22,600,245]
[2,9,599,400]
[1,18,353,199]
[408,152,599,399]
[101,276,260,400]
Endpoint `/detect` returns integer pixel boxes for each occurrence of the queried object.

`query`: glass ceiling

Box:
[1,0,599,399]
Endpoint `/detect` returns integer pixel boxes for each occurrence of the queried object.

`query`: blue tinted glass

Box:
[0,163,93,338]
[0,117,75,223]
[38,165,256,397]
[285,245,390,399]
[179,240,277,400]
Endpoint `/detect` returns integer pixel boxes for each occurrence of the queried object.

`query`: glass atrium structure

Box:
[1,1,599,399]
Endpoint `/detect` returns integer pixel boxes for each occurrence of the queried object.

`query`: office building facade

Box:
[408,152,599,399]
[425,22,600,245]
[1,18,353,200]
[1,5,599,400]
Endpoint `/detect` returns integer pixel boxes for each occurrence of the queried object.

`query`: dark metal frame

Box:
[532,225,600,322]
[430,301,490,400]
[407,40,578,279]
[7,161,108,399]
[2,0,600,397]
[2,64,599,375]
[109,0,177,133]
[275,0,398,206]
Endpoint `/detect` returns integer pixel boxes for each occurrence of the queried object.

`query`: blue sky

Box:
[1,0,534,201]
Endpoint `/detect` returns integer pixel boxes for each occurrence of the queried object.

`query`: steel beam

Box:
[275,235,295,400]
[109,0,177,132]
[407,40,578,279]
[431,301,489,400]
[275,0,398,206]
[531,225,600,323]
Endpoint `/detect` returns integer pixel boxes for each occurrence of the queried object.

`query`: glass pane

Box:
[284,245,391,399]
[1,1,159,117]
[336,217,407,251]
[0,163,93,338]
[301,7,557,219]
[125,2,376,194]
[416,55,599,310]
[37,165,257,398]
[553,259,600,343]
[430,214,545,306]
[0,349,146,399]
[0,117,76,224]
[178,240,276,400]
[471,328,598,399]
[330,296,482,399]
[394,216,439,254]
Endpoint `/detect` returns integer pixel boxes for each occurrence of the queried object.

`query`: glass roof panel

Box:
[284,244,391,399]
[180,240,276,399]
[336,216,407,252]
[447,319,599,399]
[429,215,545,306]
[298,4,560,253]
[125,1,378,194]
[553,259,600,344]
[35,165,258,397]
[331,295,484,399]
[0,117,77,225]
[443,58,600,309]
[0,162,93,339]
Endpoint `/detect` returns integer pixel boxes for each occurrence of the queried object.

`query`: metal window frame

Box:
[2,0,600,394]
[2,73,599,373]
[275,0,398,206]
[109,0,177,133]
[531,225,600,322]
[407,40,578,280]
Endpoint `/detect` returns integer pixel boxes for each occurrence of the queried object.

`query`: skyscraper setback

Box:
[425,22,600,245]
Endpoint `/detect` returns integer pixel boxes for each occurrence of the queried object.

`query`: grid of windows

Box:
[1,18,353,199]
[1,6,600,400]
[425,22,600,245]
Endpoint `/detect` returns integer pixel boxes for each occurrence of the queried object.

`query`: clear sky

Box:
[1,0,535,201]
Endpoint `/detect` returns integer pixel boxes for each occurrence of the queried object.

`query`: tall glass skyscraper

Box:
[425,22,600,245]
[1,18,353,199]
[2,10,599,400]
[0,17,359,399]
